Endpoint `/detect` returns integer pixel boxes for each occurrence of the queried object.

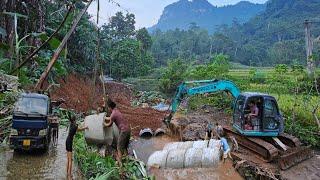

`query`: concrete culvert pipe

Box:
[193,140,209,149]
[139,128,153,138]
[180,141,194,149]
[184,148,203,168]
[147,150,169,168]
[84,113,118,145]
[208,139,221,149]
[154,128,165,136]
[163,142,184,151]
[202,148,220,167]
[166,149,187,169]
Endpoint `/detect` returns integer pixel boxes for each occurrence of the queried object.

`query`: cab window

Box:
[263,99,279,130]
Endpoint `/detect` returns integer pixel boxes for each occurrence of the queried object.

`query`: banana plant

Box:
[2,12,29,72]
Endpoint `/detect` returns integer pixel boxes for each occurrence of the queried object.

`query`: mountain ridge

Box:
[149,0,266,33]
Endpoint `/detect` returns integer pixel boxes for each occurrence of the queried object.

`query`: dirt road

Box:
[0,128,82,180]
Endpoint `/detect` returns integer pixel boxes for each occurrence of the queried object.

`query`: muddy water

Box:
[0,128,82,180]
[150,159,242,180]
[131,135,243,180]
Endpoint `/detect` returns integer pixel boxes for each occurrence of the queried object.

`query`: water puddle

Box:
[0,128,82,180]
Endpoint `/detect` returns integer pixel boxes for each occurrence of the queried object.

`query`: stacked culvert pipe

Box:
[147,139,221,169]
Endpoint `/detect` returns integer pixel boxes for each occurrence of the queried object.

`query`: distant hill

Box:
[220,0,320,65]
[149,0,266,33]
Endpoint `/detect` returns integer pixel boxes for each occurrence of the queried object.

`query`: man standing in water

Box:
[104,99,131,166]
[66,115,88,179]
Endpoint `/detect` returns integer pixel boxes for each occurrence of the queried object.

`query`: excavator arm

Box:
[170,79,241,114]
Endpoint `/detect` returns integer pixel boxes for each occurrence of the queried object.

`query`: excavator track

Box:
[223,126,314,170]
[278,133,301,147]
[223,126,278,162]
[278,145,313,170]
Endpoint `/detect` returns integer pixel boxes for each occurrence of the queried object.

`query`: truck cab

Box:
[232,92,284,137]
[9,93,52,151]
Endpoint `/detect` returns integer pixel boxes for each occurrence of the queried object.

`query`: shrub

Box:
[250,69,267,84]
[159,58,187,94]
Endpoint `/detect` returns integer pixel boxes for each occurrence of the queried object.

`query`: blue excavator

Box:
[166,79,313,170]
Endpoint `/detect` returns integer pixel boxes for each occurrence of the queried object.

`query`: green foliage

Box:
[291,64,304,73]
[103,12,136,41]
[159,58,187,94]
[136,28,152,51]
[74,132,151,180]
[109,39,153,80]
[275,64,289,75]
[285,117,320,148]
[188,93,233,114]
[187,54,230,79]
[249,69,266,84]
[74,133,119,179]
[151,0,320,67]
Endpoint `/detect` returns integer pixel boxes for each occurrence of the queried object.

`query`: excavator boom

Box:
[171,79,240,113]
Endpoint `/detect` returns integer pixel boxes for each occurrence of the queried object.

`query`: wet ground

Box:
[0,128,82,180]
[131,135,243,180]
[281,152,320,180]
[149,159,242,180]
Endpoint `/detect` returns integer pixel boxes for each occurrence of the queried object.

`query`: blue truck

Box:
[9,93,52,151]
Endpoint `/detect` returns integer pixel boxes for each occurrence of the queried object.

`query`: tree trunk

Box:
[35,0,93,90]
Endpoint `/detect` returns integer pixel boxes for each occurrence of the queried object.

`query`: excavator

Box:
[165,79,313,170]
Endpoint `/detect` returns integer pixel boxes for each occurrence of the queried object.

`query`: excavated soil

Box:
[51,74,166,136]
[170,105,231,141]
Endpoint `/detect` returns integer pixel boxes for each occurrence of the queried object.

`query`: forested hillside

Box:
[151,0,320,67]
[0,1,154,84]
[149,0,265,33]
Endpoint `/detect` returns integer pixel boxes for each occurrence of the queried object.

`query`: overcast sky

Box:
[87,0,268,28]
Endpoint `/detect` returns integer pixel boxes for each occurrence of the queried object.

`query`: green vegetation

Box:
[74,133,150,180]
[151,0,320,67]
[0,91,20,143]
[157,54,320,147]
[73,133,119,179]
[0,2,154,85]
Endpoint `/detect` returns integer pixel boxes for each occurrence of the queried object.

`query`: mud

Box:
[281,152,320,180]
[0,128,82,180]
[51,74,167,136]
[170,106,231,141]
[149,159,243,180]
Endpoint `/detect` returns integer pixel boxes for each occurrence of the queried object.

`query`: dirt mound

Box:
[170,106,231,141]
[51,74,166,136]
[51,74,104,112]
[105,82,133,106]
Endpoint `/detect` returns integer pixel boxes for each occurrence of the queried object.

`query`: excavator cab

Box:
[233,92,284,137]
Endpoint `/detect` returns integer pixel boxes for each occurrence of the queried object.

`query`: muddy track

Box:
[0,128,82,180]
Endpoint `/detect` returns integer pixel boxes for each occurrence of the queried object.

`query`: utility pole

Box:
[304,20,314,76]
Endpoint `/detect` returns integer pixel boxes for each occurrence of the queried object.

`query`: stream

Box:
[0,128,82,180]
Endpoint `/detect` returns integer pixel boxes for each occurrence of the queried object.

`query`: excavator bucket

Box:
[278,145,313,170]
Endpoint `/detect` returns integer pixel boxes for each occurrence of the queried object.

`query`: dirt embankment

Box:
[51,74,166,136]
